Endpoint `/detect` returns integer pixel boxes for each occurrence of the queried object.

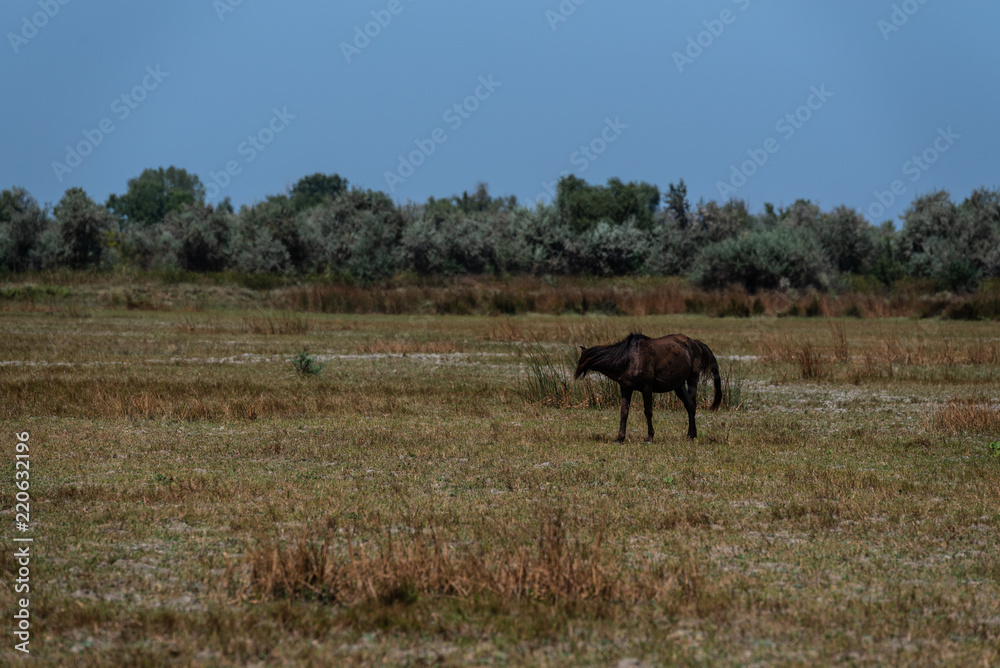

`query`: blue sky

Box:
[2,0,997,225]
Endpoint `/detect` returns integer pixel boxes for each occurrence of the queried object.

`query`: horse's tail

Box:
[701,342,722,411]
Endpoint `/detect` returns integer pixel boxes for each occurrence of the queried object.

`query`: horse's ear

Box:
[579,346,586,352]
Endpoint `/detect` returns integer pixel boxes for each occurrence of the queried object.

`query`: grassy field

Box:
[1,279,999,666]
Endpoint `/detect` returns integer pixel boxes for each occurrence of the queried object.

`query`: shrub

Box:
[305,189,405,282]
[0,187,50,272]
[292,350,324,376]
[895,189,995,291]
[229,220,291,275]
[574,219,648,276]
[398,215,445,275]
[119,223,180,271]
[171,204,235,272]
[691,227,833,291]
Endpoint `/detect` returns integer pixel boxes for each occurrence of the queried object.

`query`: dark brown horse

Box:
[575,333,721,441]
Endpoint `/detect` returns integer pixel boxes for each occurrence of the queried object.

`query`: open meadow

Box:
[1,278,999,666]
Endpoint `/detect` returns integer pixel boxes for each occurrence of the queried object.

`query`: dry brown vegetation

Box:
[282,275,1000,320]
[243,512,691,607]
[1,274,998,665]
[931,397,1000,434]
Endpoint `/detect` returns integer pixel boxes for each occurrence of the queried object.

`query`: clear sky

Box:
[2,0,997,225]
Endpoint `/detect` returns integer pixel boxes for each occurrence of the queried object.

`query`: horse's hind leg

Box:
[616,387,633,442]
[675,386,697,439]
[687,372,699,408]
[642,390,654,442]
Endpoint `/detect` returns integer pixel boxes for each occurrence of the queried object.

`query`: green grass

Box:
[1,281,999,665]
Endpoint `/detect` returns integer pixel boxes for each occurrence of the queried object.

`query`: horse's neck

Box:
[590,356,625,382]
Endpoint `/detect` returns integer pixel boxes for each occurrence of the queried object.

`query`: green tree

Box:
[240,195,325,273]
[52,188,114,269]
[556,175,659,233]
[896,190,984,290]
[957,187,1000,278]
[606,177,660,230]
[0,187,50,272]
[424,182,517,222]
[106,166,206,227]
[697,198,755,243]
[871,222,903,287]
[302,187,406,281]
[778,199,822,231]
[816,206,877,274]
[666,179,690,228]
[290,173,349,212]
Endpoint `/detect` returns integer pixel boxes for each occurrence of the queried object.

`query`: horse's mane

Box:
[575,332,647,378]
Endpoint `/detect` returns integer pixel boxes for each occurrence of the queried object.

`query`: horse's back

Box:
[648,333,715,376]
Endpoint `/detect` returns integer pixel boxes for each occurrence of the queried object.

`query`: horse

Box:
[574,333,721,441]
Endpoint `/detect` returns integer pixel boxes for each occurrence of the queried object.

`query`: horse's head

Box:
[574,346,590,379]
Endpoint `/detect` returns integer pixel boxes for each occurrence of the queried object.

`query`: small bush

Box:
[292,350,324,376]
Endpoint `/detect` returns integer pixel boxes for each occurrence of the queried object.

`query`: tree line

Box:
[2,166,998,292]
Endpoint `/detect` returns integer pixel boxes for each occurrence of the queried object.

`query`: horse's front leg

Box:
[642,390,654,442]
[616,387,633,442]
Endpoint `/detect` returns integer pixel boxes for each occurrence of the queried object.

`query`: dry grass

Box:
[279,275,1000,319]
[1,278,999,665]
[243,512,689,607]
[351,338,464,355]
[931,397,1000,433]
[796,341,831,380]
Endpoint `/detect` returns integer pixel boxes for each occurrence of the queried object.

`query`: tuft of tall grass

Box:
[514,340,618,408]
[241,512,691,606]
[930,397,1000,434]
[797,342,830,380]
[830,322,849,362]
[720,361,748,410]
